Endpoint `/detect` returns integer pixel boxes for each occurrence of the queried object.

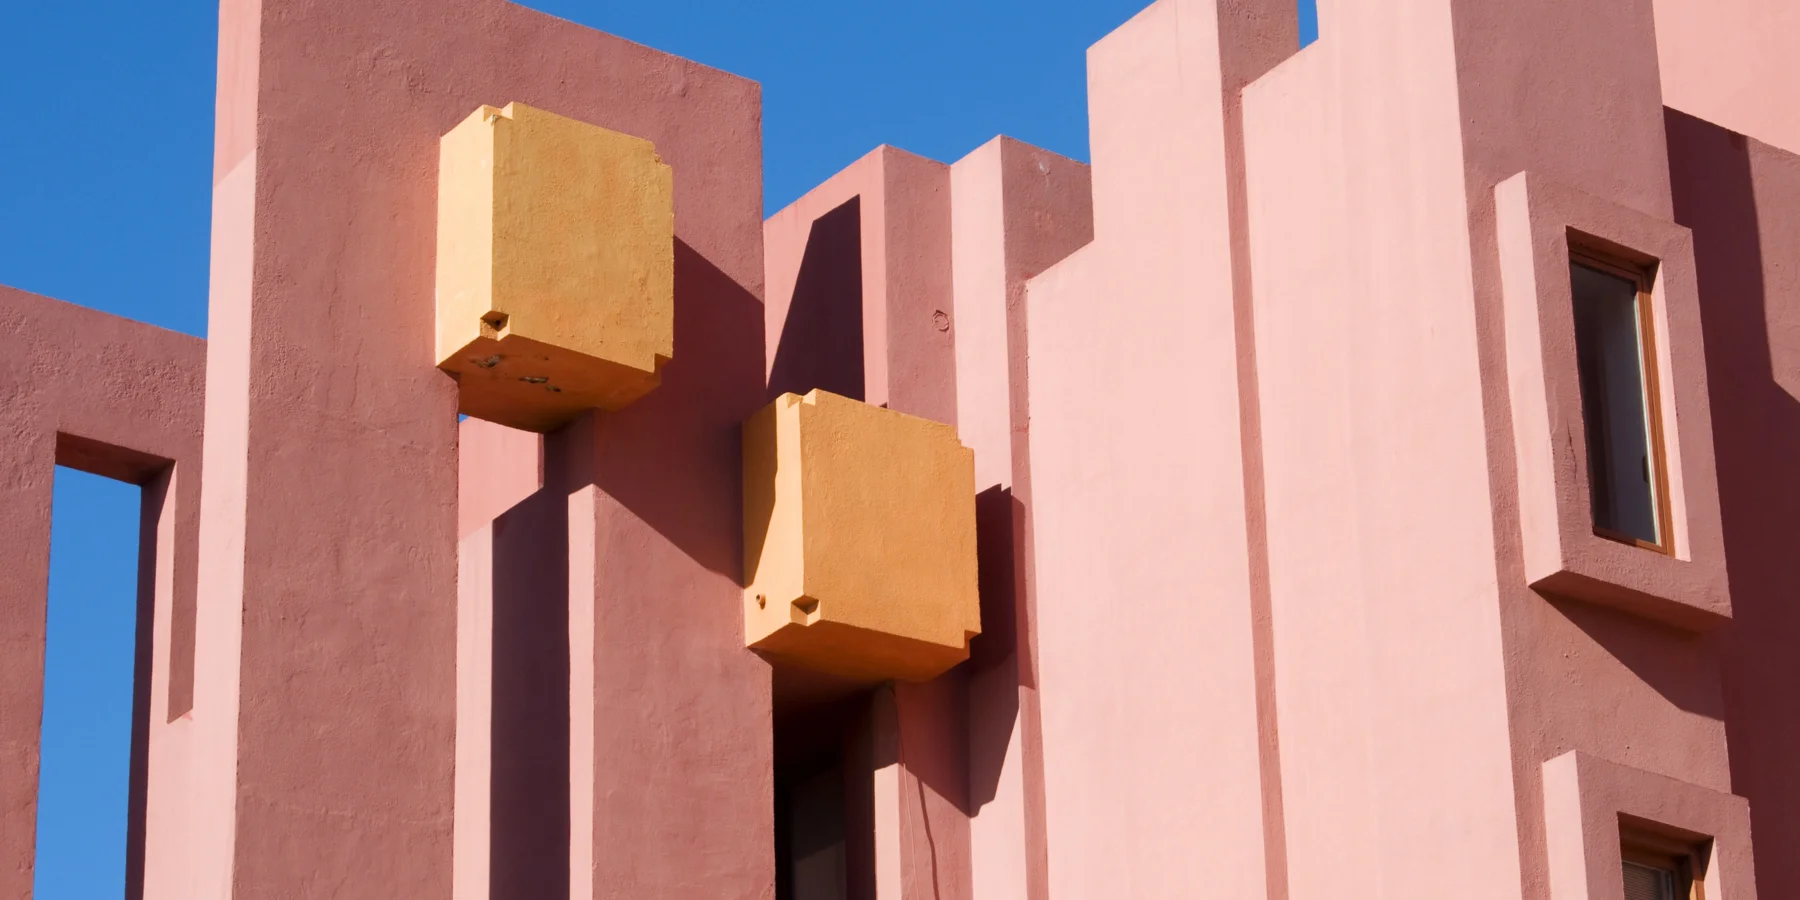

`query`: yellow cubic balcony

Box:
[436,102,674,433]
[743,390,980,682]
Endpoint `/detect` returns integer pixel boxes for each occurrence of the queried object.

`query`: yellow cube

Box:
[436,102,674,432]
[743,390,981,682]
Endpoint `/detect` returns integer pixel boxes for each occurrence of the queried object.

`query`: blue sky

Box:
[0,1,1316,895]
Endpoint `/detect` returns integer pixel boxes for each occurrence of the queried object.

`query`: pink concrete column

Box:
[540,32,771,899]
[1023,0,1295,895]
[1454,0,1739,895]
[453,417,544,900]
[764,145,974,899]
[0,287,205,900]
[191,0,773,895]
[838,682,971,900]
[565,390,774,898]
[0,385,53,900]
[946,136,1092,900]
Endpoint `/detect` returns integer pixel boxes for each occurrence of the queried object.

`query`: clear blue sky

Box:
[0,1,1316,895]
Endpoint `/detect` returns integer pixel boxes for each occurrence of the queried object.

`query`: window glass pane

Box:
[1571,261,1660,545]
[1623,860,1677,900]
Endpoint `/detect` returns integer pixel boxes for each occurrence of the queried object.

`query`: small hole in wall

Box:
[480,312,510,339]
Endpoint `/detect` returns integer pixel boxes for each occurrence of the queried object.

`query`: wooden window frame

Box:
[1621,823,1710,900]
[1569,245,1674,556]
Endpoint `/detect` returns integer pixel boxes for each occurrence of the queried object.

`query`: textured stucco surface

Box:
[192,1,772,897]
[744,389,979,683]
[1669,109,1800,899]
[437,102,674,431]
[2,0,1795,895]
[0,286,205,900]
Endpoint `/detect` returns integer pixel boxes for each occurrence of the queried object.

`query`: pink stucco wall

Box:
[195,0,774,896]
[0,287,204,900]
[1669,109,1800,900]
[763,143,973,900]
[1027,2,1295,896]
[2,0,1794,896]
[949,137,1092,900]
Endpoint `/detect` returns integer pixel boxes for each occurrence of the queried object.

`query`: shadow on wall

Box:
[1547,597,1725,720]
[1668,107,1800,898]
[590,238,767,580]
[967,485,1022,815]
[770,198,865,404]
[488,487,571,899]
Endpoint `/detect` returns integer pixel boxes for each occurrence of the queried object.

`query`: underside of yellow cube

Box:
[436,102,674,433]
[743,390,981,683]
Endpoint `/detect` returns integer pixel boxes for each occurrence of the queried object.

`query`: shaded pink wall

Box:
[0,286,204,900]
[1668,111,1800,899]
[1449,2,1735,898]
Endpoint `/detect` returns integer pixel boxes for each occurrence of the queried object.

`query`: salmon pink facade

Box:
[3,0,1799,897]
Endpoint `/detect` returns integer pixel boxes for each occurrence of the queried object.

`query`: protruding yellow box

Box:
[436,102,674,432]
[743,390,980,682]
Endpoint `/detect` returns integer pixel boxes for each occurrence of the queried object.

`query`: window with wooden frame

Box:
[1569,245,1671,552]
[1621,823,1709,900]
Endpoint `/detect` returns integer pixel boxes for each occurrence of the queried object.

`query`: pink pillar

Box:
[763,145,972,899]
[192,0,773,896]
[453,417,545,900]
[0,287,205,900]
[946,136,1092,900]
[1024,0,1296,895]
[841,681,969,900]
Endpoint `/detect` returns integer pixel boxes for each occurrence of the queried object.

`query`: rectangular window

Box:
[1622,825,1707,900]
[1570,249,1670,550]
[1623,859,1678,900]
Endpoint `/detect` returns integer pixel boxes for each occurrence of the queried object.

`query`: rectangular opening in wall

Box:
[1621,821,1709,900]
[781,761,848,900]
[1570,246,1670,551]
[774,672,877,900]
[36,466,147,900]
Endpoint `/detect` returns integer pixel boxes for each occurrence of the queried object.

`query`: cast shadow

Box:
[769,196,865,403]
[1668,108,1800,884]
[1538,110,1778,725]
[966,485,1024,814]
[1548,597,1726,720]
[487,486,571,899]
[580,237,768,579]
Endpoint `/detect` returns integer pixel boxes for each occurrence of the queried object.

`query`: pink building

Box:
[3,0,1797,897]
